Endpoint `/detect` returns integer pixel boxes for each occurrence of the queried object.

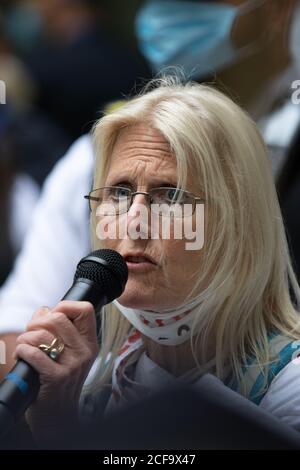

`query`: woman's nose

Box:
[127,193,151,239]
[127,193,149,217]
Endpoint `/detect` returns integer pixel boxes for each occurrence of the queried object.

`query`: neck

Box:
[142,336,195,377]
[142,334,214,377]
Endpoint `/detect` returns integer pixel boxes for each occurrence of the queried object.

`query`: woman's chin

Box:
[116,278,153,308]
[116,295,153,310]
[116,288,158,311]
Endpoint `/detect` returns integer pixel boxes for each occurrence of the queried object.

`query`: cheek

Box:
[93,215,122,251]
[162,238,202,280]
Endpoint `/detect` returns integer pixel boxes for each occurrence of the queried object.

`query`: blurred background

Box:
[0,0,300,287]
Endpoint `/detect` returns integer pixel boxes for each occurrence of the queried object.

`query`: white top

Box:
[9,173,40,253]
[0,135,93,333]
[106,351,300,432]
[259,98,300,176]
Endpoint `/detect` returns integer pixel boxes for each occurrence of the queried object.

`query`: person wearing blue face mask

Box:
[136,0,271,84]
[136,0,297,119]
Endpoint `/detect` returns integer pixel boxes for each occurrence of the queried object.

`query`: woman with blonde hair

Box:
[15,77,300,443]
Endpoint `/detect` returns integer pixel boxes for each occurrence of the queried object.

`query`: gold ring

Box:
[38,337,65,361]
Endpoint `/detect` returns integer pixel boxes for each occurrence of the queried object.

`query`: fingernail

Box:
[40,306,50,312]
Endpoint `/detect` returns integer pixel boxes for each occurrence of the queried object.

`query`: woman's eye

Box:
[165,188,182,202]
[113,188,129,199]
[166,189,176,200]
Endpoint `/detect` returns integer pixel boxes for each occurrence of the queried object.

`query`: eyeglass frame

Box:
[84,185,205,217]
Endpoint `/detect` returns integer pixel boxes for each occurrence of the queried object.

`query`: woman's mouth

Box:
[124,254,158,272]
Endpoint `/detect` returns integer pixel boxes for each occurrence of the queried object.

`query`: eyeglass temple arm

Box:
[84,195,100,201]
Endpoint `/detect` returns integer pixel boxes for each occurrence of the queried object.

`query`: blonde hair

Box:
[88,76,300,395]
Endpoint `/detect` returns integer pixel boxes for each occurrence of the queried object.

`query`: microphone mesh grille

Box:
[74,249,128,303]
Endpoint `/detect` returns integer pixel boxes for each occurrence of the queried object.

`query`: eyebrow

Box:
[105,176,178,188]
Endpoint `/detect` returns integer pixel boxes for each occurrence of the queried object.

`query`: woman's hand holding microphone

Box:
[14,300,99,443]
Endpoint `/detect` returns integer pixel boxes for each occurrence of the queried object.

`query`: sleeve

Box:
[259,358,300,431]
[0,135,94,334]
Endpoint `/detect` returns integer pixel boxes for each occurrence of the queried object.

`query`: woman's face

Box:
[96,124,204,311]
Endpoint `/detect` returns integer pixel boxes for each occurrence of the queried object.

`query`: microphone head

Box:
[74,249,128,303]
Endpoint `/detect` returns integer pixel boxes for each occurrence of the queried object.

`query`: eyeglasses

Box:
[84,186,205,218]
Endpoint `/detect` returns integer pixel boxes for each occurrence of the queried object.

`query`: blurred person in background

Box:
[0,108,18,287]
[2,0,43,56]
[0,0,300,387]
[0,9,71,186]
[0,107,39,286]
[136,0,300,177]
[0,9,70,293]
[14,0,150,139]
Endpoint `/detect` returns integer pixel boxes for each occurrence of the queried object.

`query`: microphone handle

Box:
[0,360,39,435]
[0,279,106,439]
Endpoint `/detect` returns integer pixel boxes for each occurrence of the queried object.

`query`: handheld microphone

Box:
[0,249,128,438]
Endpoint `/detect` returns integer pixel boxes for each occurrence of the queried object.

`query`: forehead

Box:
[109,123,175,170]
[105,123,202,194]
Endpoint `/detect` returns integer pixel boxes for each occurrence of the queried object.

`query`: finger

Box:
[30,306,51,322]
[26,313,86,351]
[15,328,94,372]
[51,301,97,338]
[15,330,66,363]
[16,329,56,350]
[15,343,61,379]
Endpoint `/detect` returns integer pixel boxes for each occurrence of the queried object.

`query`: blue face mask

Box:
[135,0,267,79]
